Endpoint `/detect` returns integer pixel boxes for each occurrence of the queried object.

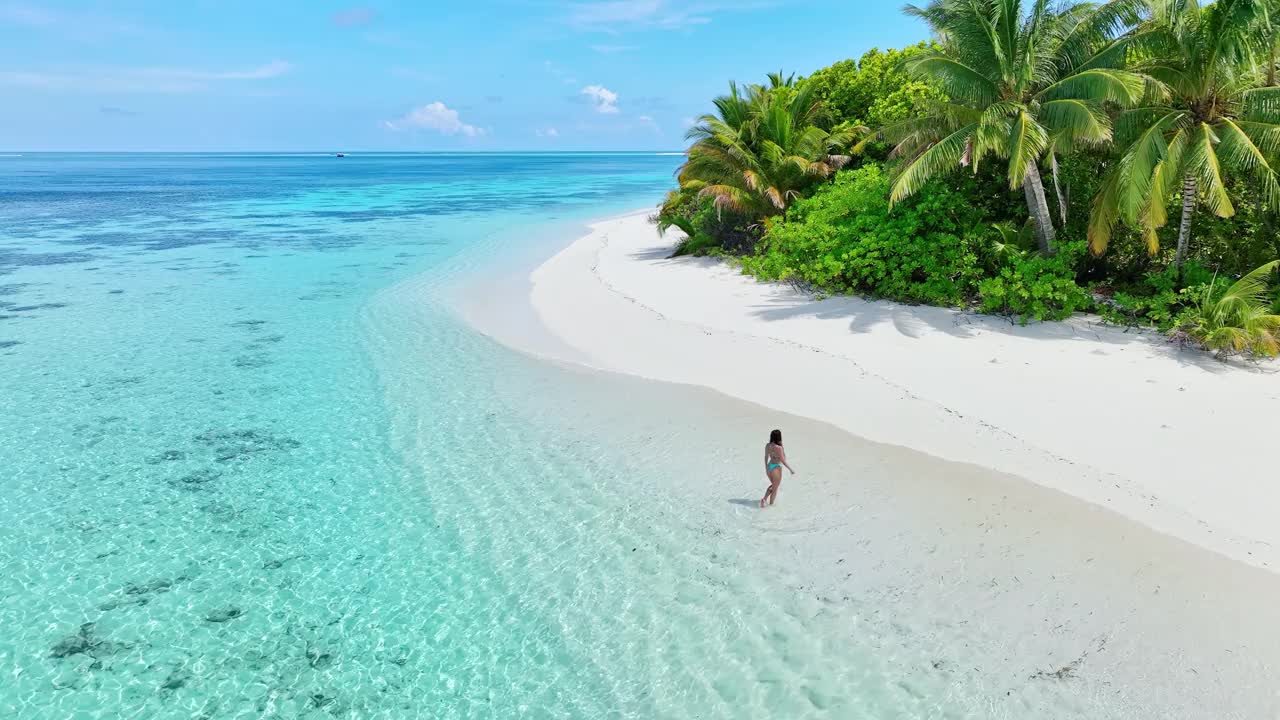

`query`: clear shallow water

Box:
[3,153,1277,720]
[3,153,955,719]
[0,153,751,718]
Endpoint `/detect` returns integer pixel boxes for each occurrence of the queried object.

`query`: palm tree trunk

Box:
[1269,36,1278,87]
[1050,154,1068,227]
[1022,163,1057,255]
[1266,59,1278,257]
[1174,174,1196,271]
[1265,205,1277,259]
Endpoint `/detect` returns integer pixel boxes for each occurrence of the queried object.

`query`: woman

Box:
[760,429,794,508]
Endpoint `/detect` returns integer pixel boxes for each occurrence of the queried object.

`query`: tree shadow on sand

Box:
[625,245,1261,375]
[746,292,1242,373]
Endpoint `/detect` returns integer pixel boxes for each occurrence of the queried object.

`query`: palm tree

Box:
[1176,260,1280,356]
[885,0,1147,254]
[676,79,859,221]
[1088,0,1280,271]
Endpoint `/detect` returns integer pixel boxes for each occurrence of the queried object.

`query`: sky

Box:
[0,1,929,151]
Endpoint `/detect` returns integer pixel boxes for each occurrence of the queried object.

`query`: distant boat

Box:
[335,153,346,158]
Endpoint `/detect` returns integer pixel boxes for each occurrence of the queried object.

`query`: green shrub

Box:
[1094,262,1217,329]
[1268,265,1280,314]
[976,245,1093,322]
[654,188,760,256]
[670,233,721,257]
[740,164,987,306]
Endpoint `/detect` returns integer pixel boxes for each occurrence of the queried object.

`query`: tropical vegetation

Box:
[1173,260,1280,356]
[1088,0,1280,270]
[884,0,1147,253]
[660,76,857,241]
[653,0,1280,358]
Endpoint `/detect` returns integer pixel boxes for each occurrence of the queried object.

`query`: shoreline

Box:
[463,209,1280,574]
[448,207,1280,716]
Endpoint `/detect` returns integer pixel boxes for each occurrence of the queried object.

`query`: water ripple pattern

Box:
[3,153,1276,720]
[0,153,723,719]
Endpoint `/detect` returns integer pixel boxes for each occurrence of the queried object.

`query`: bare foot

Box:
[759,498,767,509]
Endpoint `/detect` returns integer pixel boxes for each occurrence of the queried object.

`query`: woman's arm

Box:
[781,447,795,474]
[764,445,770,471]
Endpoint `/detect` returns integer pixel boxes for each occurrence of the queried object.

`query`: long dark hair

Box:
[769,429,782,446]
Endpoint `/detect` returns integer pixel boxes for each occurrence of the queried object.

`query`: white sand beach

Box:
[457,209,1280,717]
[469,210,1280,574]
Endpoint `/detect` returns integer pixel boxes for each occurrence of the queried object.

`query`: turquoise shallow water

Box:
[3,153,950,719]
[0,153,766,718]
[5,153,1277,720]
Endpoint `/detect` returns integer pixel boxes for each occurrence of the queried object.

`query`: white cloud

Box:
[389,67,436,83]
[581,84,619,114]
[184,61,292,81]
[99,105,140,117]
[544,60,578,86]
[681,116,699,128]
[333,7,375,27]
[0,2,143,36]
[567,1,768,32]
[362,30,421,49]
[384,102,484,136]
[0,61,293,92]
[0,2,53,25]
[535,127,560,138]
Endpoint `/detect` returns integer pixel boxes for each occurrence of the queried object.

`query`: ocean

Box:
[6,152,1272,720]
[0,153,896,719]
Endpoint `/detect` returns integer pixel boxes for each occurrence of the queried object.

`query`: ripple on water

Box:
[8,153,1267,719]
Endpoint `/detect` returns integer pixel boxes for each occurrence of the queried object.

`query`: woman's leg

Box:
[761,469,777,508]
[765,468,782,505]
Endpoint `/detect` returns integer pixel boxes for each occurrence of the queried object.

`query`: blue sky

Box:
[0,1,929,151]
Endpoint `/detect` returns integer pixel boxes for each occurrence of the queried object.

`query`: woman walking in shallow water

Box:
[761,429,794,508]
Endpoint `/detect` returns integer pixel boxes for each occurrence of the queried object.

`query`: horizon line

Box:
[0,149,689,155]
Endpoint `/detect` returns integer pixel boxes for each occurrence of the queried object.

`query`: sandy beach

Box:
[470,210,1280,575]
[455,208,1280,717]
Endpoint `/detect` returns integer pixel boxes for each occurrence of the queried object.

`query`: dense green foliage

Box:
[740,165,986,305]
[884,0,1147,253]
[976,251,1096,321]
[656,0,1280,353]
[802,45,944,151]
[1089,0,1280,268]
[1094,262,1216,327]
[742,164,1094,320]
[655,76,856,251]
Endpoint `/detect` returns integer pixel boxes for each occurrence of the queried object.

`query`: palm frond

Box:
[1217,260,1280,320]
[1185,122,1235,218]
[1007,111,1050,188]
[1088,162,1126,255]
[890,123,978,204]
[1181,260,1280,358]
[1040,98,1111,144]
[1216,118,1280,209]
[900,52,1000,106]
[1035,68,1145,104]
[1139,127,1188,244]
